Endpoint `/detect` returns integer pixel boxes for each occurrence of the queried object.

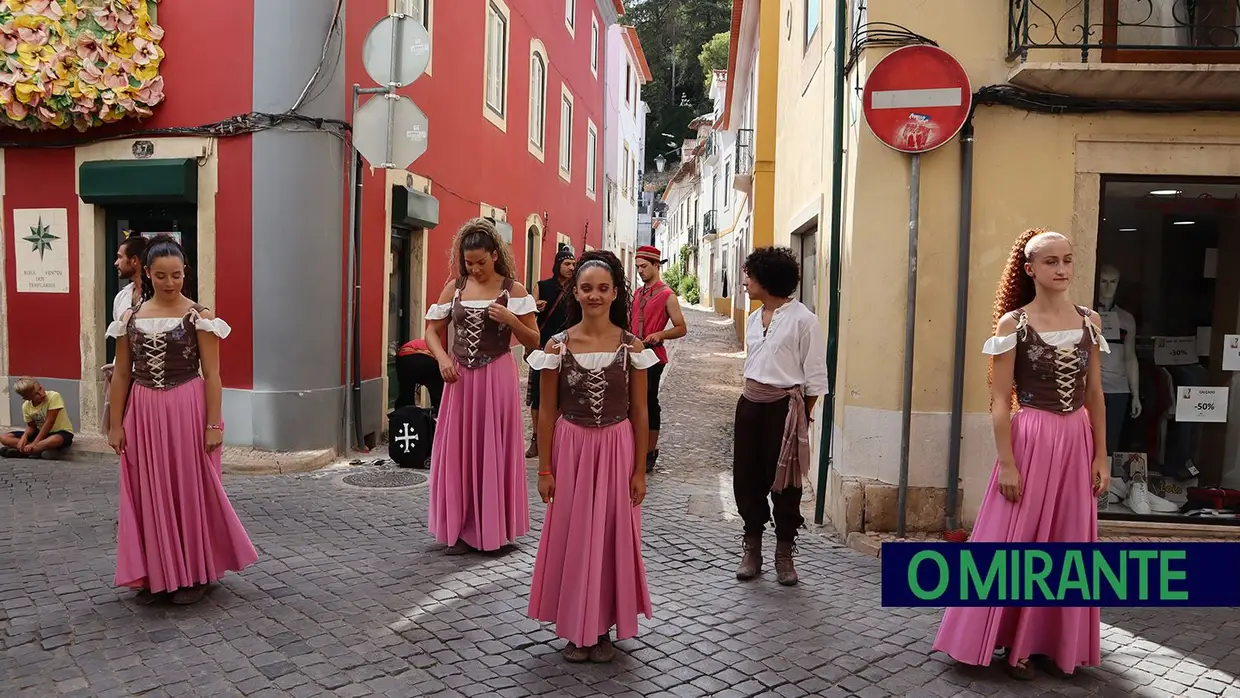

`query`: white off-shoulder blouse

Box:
[106,313,233,339]
[526,347,660,371]
[425,295,537,321]
[982,328,1110,356]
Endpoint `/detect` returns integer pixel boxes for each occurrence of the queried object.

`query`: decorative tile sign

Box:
[14,208,69,293]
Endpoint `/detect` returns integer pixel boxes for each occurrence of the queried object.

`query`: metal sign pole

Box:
[383,12,404,168]
[896,153,921,539]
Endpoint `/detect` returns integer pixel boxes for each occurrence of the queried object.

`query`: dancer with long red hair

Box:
[933,228,1108,679]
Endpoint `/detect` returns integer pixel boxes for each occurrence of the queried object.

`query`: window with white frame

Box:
[529,47,546,151]
[559,87,573,178]
[484,2,508,119]
[590,16,600,76]
[586,121,597,196]
[403,0,428,26]
[723,158,732,207]
[625,63,632,106]
[622,144,631,197]
[631,155,638,200]
[564,0,575,33]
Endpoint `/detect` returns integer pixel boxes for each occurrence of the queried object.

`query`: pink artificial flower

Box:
[92,7,118,32]
[102,70,128,90]
[115,9,136,33]
[133,37,159,65]
[18,25,49,47]
[76,33,102,63]
[0,26,18,54]
[136,75,163,104]
[5,100,28,121]
[28,0,63,20]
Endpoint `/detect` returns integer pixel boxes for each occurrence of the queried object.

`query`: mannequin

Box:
[1096,265,1141,463]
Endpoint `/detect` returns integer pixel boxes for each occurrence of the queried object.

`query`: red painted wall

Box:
[2,1,255,389]
[347,0,607,381]
[3,149,79,379]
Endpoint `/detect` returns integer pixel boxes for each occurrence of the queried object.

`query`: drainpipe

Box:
[944,117,975,531]
[813,0,848,525]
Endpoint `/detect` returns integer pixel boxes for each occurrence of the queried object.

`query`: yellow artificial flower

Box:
[11,15,46,30]
[14,79,42,103]
[63,0,79,16]
[110,33,134,59]
[4,0,28,13]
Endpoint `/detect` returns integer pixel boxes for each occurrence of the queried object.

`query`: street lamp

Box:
[654,154,666,173]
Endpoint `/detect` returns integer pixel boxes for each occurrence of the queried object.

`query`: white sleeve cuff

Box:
[105,320,127,339]
[526,350,561,370]
[1096,333,1111,354]
[629,349,660,370]
[195,317,232,339]
[425,302,452,320]
[982,333,1017,356]
[508,295,537,316]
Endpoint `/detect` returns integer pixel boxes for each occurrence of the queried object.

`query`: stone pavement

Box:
[4,307,1240,697]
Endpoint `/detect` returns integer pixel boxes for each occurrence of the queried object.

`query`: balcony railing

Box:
[703,209,719,237]
[687,224,698,247]
[734,129,755,175]
[1008,0,1240,64]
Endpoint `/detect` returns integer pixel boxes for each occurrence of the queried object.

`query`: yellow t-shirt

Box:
[23,390,75,434]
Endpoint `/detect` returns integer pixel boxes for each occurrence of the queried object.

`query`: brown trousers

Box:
[732,395,805,542]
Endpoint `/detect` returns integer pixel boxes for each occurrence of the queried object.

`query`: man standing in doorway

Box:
[732,247,828,587]
[631,245,688,473]
[526,248,576,457]
[101,234,148,433]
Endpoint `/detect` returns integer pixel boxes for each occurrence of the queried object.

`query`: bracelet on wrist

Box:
[537,470,552,476]
[206,423,224,432]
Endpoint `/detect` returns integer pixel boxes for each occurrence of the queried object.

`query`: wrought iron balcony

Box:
[687,224,698,247]
[703,209,719,238]
[1008,0,1240,64]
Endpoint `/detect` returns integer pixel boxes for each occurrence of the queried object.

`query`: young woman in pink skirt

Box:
[526,250,655,663]
[106,235,258,605]
[933,228,1109,679]
[424,218,540,554]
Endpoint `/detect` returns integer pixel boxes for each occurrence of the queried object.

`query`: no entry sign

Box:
[862,45,972,154]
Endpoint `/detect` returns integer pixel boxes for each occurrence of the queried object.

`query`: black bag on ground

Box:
[387,405,434,469]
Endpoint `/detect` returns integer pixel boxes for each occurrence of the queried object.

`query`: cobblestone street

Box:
[4,307,1240,697]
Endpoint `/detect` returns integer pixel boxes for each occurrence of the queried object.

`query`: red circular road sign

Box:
[862,45,972,154]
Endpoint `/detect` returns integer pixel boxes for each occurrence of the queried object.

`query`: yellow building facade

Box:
[733,0,1240,536]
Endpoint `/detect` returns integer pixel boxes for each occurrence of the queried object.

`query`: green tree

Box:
[627,0,732,171]
[698,32,730,89]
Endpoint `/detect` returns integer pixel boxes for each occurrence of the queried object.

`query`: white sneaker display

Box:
[1145,490,1181,514]
[1109,478,1129,502]
[1127,479,1152,515]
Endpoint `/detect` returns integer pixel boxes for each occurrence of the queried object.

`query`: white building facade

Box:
[603,24,652,279]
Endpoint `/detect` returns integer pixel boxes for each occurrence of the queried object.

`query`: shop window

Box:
[1095,176,1240,526]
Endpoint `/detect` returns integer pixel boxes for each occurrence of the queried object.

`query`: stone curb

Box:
[2,427,336,476]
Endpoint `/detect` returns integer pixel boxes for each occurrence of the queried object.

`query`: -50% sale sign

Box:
[1176,387,1229,423]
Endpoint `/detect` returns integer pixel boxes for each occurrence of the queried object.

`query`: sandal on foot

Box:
[562,643,590,663]
[171,585,208,605]
[589,634,615,663]
[1032,654,1074,678]
[1003,657,1036,680]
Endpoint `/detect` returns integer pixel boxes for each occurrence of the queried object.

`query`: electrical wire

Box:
[973,84,1240,115]
[844,21,937,76]
[290,0,346,113]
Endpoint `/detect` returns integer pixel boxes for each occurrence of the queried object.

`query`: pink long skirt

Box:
[114,378,258,593]
[528,417,652,647]
[428,354,529,551]
[932,407,1101,674]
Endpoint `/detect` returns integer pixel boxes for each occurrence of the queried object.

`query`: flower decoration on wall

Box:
[0,0,165,131]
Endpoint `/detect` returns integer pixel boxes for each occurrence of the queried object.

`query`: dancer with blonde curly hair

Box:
[424,218,541,554]
[933,228,1107,679]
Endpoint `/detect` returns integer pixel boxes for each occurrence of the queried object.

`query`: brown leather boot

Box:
[735,535,762,580]
[774,540,799,586]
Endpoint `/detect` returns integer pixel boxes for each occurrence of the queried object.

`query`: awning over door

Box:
[391,185,440,229]
[78,158,198,205]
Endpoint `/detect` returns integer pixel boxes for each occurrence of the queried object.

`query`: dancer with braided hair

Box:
[933,228,1107,679]
[424,218,541,554]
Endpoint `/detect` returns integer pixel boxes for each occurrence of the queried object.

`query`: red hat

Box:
[636,245,664,264]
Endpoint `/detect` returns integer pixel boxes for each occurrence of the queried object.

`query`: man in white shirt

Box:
[733,247,829,587]
[101,235,148,432]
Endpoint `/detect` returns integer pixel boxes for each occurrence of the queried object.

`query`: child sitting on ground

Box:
[1,377,75,459]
